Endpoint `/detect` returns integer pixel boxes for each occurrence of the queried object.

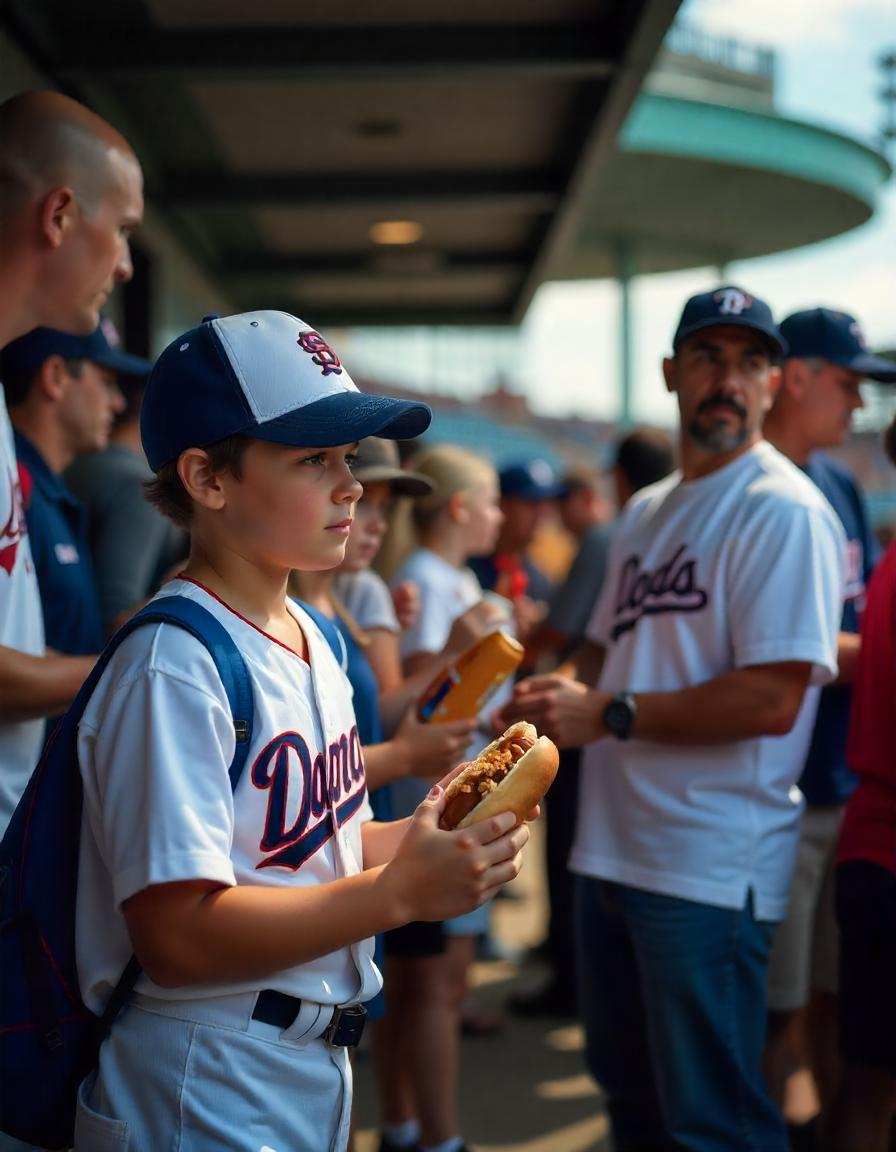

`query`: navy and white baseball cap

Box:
[140,310,432,472]
[0,316,152,381]
[672,286,787,357]
[780,308,896,383]
[499,459,564,501]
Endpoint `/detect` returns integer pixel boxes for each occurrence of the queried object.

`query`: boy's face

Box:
[216,439,362,572]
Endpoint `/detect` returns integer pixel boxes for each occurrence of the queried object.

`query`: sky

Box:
[347,0,896,427]
[521,0,896,426]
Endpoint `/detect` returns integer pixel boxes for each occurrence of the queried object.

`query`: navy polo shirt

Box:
[800,452,879,806]
[14,431,104,657]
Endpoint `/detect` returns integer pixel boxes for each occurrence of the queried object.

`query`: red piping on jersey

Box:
[178,576,309,664]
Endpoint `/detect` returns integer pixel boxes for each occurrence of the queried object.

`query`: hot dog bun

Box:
[439,721,559,831]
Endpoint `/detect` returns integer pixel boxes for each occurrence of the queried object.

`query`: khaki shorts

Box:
[766,804,843,1012]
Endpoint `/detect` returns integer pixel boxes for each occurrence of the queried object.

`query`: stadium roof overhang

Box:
[556,91,893,280]
[0,0,682,326]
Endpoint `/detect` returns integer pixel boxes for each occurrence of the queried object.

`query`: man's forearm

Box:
[628,662,813,745]
[0,645,95,721]
[834,632,860,685]
[511,661,814,749]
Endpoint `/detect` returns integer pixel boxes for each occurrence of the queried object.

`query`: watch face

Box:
[604,696,634,738]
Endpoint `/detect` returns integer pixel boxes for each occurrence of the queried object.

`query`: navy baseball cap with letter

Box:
[140,310,432,471]
[780,308,896,383]
[499,459,564,501]
[672,285,787,356]
[0,316,153,381]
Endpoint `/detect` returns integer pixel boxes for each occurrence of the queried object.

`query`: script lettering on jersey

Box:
[0,465,27,576]
[611,544,708,640]
[843,538,865,606]
[251,726,365,870]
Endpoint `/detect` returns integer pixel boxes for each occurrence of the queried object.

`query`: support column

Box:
[616,240,634,428]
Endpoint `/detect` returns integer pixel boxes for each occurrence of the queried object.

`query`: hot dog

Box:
[439,721,559,831]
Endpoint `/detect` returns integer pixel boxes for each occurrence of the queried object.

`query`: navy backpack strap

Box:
[125,597,254,789]
[93,596,254,1033]
[55,595,254,790]
[294,598,348,672]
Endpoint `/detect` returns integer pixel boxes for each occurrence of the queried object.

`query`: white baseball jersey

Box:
[394,547,482,660]
[0,388,45,834]
[572,441,845,921]
[76,577,380,1015]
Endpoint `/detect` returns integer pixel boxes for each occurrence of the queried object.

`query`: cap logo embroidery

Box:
[297,331,343,377]
[714,288,752,315]
[848,320,868,349]
[529,459,555,485]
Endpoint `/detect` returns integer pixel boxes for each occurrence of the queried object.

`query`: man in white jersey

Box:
[0,90,143,832]
[504,286,845,1152]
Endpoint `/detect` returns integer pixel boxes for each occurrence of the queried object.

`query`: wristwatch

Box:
[602,692,637,740]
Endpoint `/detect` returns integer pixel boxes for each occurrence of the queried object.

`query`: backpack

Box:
[0,595,255,1150]
[295,599,348,673]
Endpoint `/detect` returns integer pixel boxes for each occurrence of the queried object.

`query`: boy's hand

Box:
[383,786,530,924]
[392,705,477,780]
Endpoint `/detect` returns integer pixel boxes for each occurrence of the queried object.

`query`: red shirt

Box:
[840,542,896,870]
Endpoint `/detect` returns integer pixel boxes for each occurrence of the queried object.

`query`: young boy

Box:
[73,311,530,1152]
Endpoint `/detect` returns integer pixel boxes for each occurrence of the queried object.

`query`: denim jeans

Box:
[575,876,787,1152]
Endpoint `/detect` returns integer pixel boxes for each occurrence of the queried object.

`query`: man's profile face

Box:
[46,148,144,334]
[664,326,780,456]
[58,360,125,454]
[800,360,864,450]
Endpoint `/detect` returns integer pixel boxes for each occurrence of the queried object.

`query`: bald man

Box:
[0,90,144,834]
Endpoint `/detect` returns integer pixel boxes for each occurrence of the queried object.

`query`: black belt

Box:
[251,989,367,1048]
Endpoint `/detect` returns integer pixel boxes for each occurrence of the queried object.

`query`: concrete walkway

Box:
[353,822,612,1152]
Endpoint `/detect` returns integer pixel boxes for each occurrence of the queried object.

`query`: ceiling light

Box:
[354,118,403,139]
[369,220,424,246]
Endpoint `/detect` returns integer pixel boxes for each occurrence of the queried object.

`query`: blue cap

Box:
[780,308,896,383]
[673,286,786,356]
[0,316,153,381]
[499,459,564,501]
[140,310,432,472]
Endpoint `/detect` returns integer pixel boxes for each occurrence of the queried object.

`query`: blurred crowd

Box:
[2,89,896,1152]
